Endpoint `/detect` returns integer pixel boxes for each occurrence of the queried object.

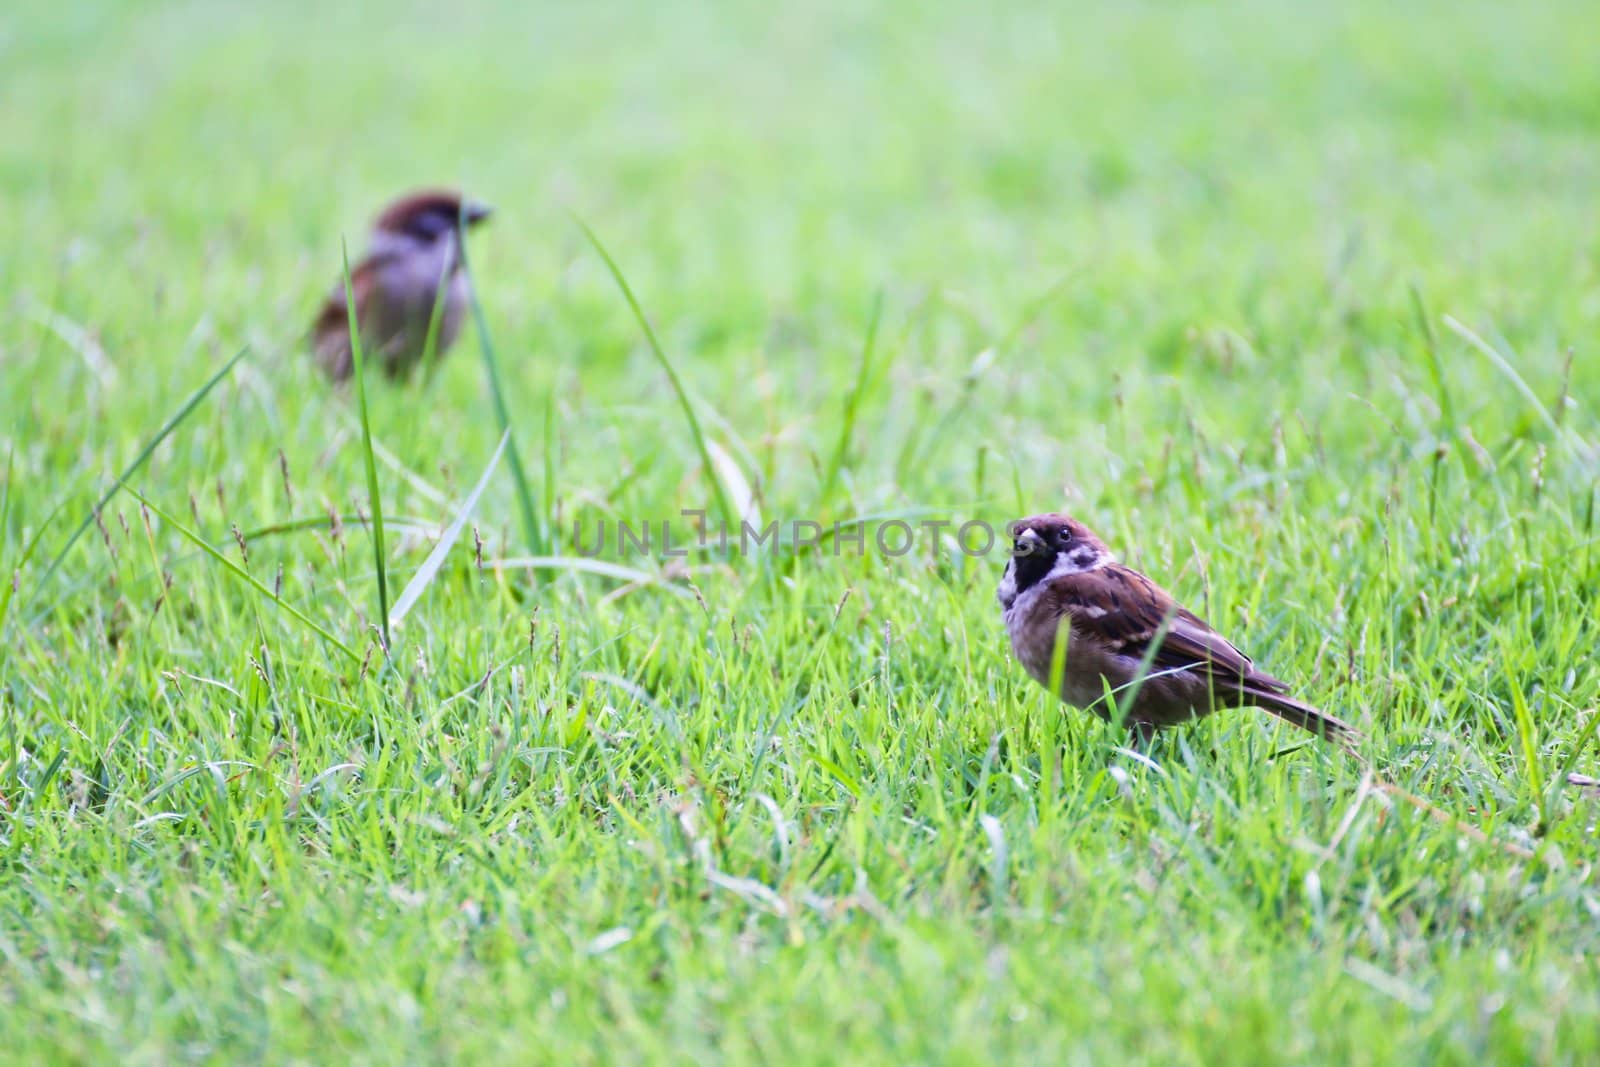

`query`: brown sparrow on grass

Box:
[310,190,491,381]
[998,512,1359,748]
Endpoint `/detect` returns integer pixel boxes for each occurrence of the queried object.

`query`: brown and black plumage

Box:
[310,190,491,382]
[998,512,1359,748]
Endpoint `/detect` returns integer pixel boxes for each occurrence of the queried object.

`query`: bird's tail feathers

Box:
[1247,689,1363,752]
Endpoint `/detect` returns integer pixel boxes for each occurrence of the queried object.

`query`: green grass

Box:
[3,0,1599,1061]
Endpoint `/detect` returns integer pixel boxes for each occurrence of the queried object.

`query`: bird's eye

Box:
[1055,529,1073,545]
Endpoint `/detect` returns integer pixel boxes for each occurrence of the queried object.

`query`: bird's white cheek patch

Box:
[1044,550,1110,581]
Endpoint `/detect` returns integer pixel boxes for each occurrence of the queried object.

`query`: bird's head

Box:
[372,189,492,246]
[996,512,1113,610]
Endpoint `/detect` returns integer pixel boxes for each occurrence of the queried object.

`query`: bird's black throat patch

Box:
[1011,544,1056,594]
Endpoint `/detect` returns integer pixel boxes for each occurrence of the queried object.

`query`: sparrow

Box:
[997,512,1359,748]
[310,190,492,382]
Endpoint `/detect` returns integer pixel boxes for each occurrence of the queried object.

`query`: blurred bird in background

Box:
[310,190,491,381]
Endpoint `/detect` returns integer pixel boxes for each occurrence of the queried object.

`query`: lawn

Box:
[3,0,1599,1061]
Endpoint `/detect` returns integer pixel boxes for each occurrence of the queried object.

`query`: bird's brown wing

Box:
[1041,564,1266,691]
[1042,564,1356,744]
[309,253,389,382]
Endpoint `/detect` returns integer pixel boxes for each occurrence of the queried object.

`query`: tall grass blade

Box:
[1443,316,1560,438]
[573,216,736,535]
[389,430,509,628]
[136,492,361,664]
[0,446,13,550]
[39,345,248,588]
[487,555,693,597]
[1408,284,1453,427]
[820,291,883,510]
[542,389,559,554]
[1,496,74,637]
[1554,705,1600,806]
[343,243,391,652]
[455,214,545,556]
[0,445,12,607]
[418,258,453,388]
[706,439,759,526]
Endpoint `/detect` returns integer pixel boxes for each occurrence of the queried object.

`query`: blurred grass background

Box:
[2,0,1598,1061]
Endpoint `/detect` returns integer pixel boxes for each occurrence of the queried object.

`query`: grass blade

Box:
[1553,704,1600,808]
[418,257,453,388]
[0,496,75,637]
[342,243,391,652]
[819,290,883,510]
[487,555,694,597]
[1408,283,1453,428]
[38,345,248,588]
[235,514,438,542]
[135,492,361,664]
[1443,315,1560,438]
[455,213,545,556]
[0,445,13,549]
[389,430,509,627]
[706,439,759,526]
[0,444,13,618]
[573,216,736,536]
[542,389,559,554]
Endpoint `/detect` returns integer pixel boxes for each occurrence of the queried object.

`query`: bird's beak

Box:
[1012,528,1043,556]
[462,200,493,226]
